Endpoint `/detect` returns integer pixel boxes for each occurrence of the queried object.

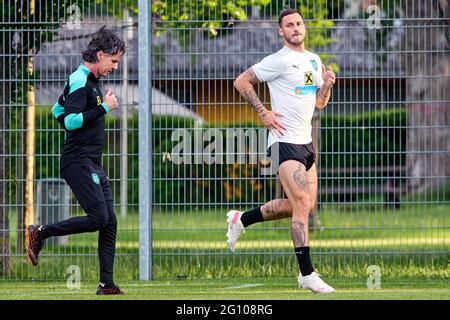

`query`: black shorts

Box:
[267,142,316,171]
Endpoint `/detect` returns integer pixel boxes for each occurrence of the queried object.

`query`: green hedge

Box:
[7,107,407,206]
[320,108,407,169]
[319,108,407,196]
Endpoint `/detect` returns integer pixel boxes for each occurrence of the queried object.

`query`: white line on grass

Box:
[222,284,262,290]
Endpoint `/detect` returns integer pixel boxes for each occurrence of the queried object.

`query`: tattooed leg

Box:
[293,163,309,193]
[278,160,312,248]
[260,199,292,221]
[291,220,308,247]
[305,164,318,212]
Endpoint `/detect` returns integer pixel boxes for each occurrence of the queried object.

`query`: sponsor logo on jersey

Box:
[294,85,318,95]
[304,71,313,85]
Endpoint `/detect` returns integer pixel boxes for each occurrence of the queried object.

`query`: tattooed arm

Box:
[316,64,336,109]
[316,85,332,109]
[234,68,286,137]
[234,68,267,117]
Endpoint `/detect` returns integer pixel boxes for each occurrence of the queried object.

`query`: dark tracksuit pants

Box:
[41,160,117,286]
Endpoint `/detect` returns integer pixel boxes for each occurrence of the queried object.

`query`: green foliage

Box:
[151,0,271,38]
[0,0,70,106]
[146,115,272,208]
[299,0,336,61]
[319,108,407,203]
[124,108,406,205]
[320,108,407,169]
[11,107,407,206]
[94,0,138,17]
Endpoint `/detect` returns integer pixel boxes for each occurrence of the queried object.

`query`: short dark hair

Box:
[82,26,126,62]
[278,9,304,26]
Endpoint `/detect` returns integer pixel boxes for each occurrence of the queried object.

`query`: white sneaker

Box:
[226,210,245,252]
[297,271,328,289]
[301,272,335,293]
[297,271,306,289]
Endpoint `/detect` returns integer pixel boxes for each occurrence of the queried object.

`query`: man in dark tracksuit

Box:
[26,27,126,295]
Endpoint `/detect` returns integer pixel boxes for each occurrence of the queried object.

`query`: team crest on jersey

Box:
[96,96,101,105]
[310,60,318,71]
[304,71,313,85]
[92,173,100,185]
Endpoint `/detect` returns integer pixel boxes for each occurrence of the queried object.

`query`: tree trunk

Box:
[402,0,450,192]
[0,57,12,275]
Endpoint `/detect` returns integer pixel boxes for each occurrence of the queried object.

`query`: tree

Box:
[0,0,67,275]
[401,0,449,192]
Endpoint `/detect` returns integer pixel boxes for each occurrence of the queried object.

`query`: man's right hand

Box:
[104,88,118,111]
[260,109,286,137]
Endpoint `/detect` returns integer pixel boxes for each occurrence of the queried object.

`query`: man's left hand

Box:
[322,64,336,88]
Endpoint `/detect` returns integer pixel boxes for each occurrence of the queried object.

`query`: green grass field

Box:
[0,277,449,300]
[4,203,449,281]
[1,203,449,301]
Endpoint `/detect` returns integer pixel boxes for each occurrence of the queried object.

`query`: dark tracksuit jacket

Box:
[42,63,117,286]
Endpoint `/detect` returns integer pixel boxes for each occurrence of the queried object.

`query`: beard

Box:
[285,34,304,46]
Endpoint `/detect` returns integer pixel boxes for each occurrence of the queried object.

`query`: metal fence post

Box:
[138,0,152,281]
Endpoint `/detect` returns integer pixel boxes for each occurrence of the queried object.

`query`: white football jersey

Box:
[252,46,323,147]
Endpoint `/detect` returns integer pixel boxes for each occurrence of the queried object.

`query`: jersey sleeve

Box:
[64,86,106,131]
[51,94,67,130]
[252,54,283,82]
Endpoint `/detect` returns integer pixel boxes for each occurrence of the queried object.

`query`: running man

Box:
[228,9,336,293]
[25,27,126,295]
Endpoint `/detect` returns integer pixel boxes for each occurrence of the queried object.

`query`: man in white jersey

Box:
[227,8,336,293]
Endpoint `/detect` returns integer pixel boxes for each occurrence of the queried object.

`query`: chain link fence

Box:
[0,0,448,282]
